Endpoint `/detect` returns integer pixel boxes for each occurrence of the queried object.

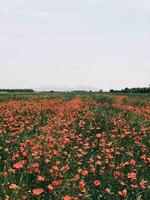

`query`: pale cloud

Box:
[0,0,149,90]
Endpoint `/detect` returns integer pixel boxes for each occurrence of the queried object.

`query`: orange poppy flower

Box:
[32,188,44,196]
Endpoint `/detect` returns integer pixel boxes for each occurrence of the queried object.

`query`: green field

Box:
[0,92,150,200]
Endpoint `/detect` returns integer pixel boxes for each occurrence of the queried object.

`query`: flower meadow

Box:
[0,93,150,200]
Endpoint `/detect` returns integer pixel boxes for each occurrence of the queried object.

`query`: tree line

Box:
[110,87,150,93]
[0,89,34,93]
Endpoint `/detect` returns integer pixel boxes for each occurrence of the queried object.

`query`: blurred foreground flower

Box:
[63,195,72,200]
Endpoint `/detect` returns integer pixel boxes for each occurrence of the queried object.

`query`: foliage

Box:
[110,87,150,93]
[0,93,150,200]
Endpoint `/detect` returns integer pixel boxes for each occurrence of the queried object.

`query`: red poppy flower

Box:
[47,184,54,191]
[94,180,101,187]
[32,188,44,196]
[63,195,71,200]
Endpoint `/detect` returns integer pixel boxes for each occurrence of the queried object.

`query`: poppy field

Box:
[0,93,150,200]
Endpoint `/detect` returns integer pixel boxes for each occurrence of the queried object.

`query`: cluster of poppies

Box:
[0,94,149,199]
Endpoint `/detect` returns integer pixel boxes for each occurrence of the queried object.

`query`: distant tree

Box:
[0,89,34,93]
[109,86,150,93]
[110,89,114,93]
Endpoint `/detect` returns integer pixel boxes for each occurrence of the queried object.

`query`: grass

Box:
[0,92,149,200]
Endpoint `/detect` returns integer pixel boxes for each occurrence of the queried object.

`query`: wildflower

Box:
[77,161,82,166]
[13,160,25,170]
[118,189,127,197]
[104,188,111,193]
[94,180,101,187]
[96,160,102,165]
[120,147,124,152]
[127,172,136,180]
[96,134,101,138]
[37,175,45,182]
[9,183,19,190]
[130,184,138,189]
[45,159,50,163]
[122,161,129,167]
[21,195,27,200]
[12,153,19,160]
[90,167,96,173]
[127,151,134,157]
[120,181,126,186]
[63,195,71,200]
[74,174,80,181]
[79,179,86,192]
[130,159,136,166]
[139,180,147,189]
[50,166,59,173]
[52,180,62,187]
[47,184,54,191]
[28,163,39,173]
[81,170,88,176]
[5,196,10,200]
[113,171,120,179]
[32,188,44,196]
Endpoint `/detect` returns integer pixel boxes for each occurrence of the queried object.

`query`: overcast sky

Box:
[0,0,149,91]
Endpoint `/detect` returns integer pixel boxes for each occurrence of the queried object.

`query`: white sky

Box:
[0,0,150,91]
